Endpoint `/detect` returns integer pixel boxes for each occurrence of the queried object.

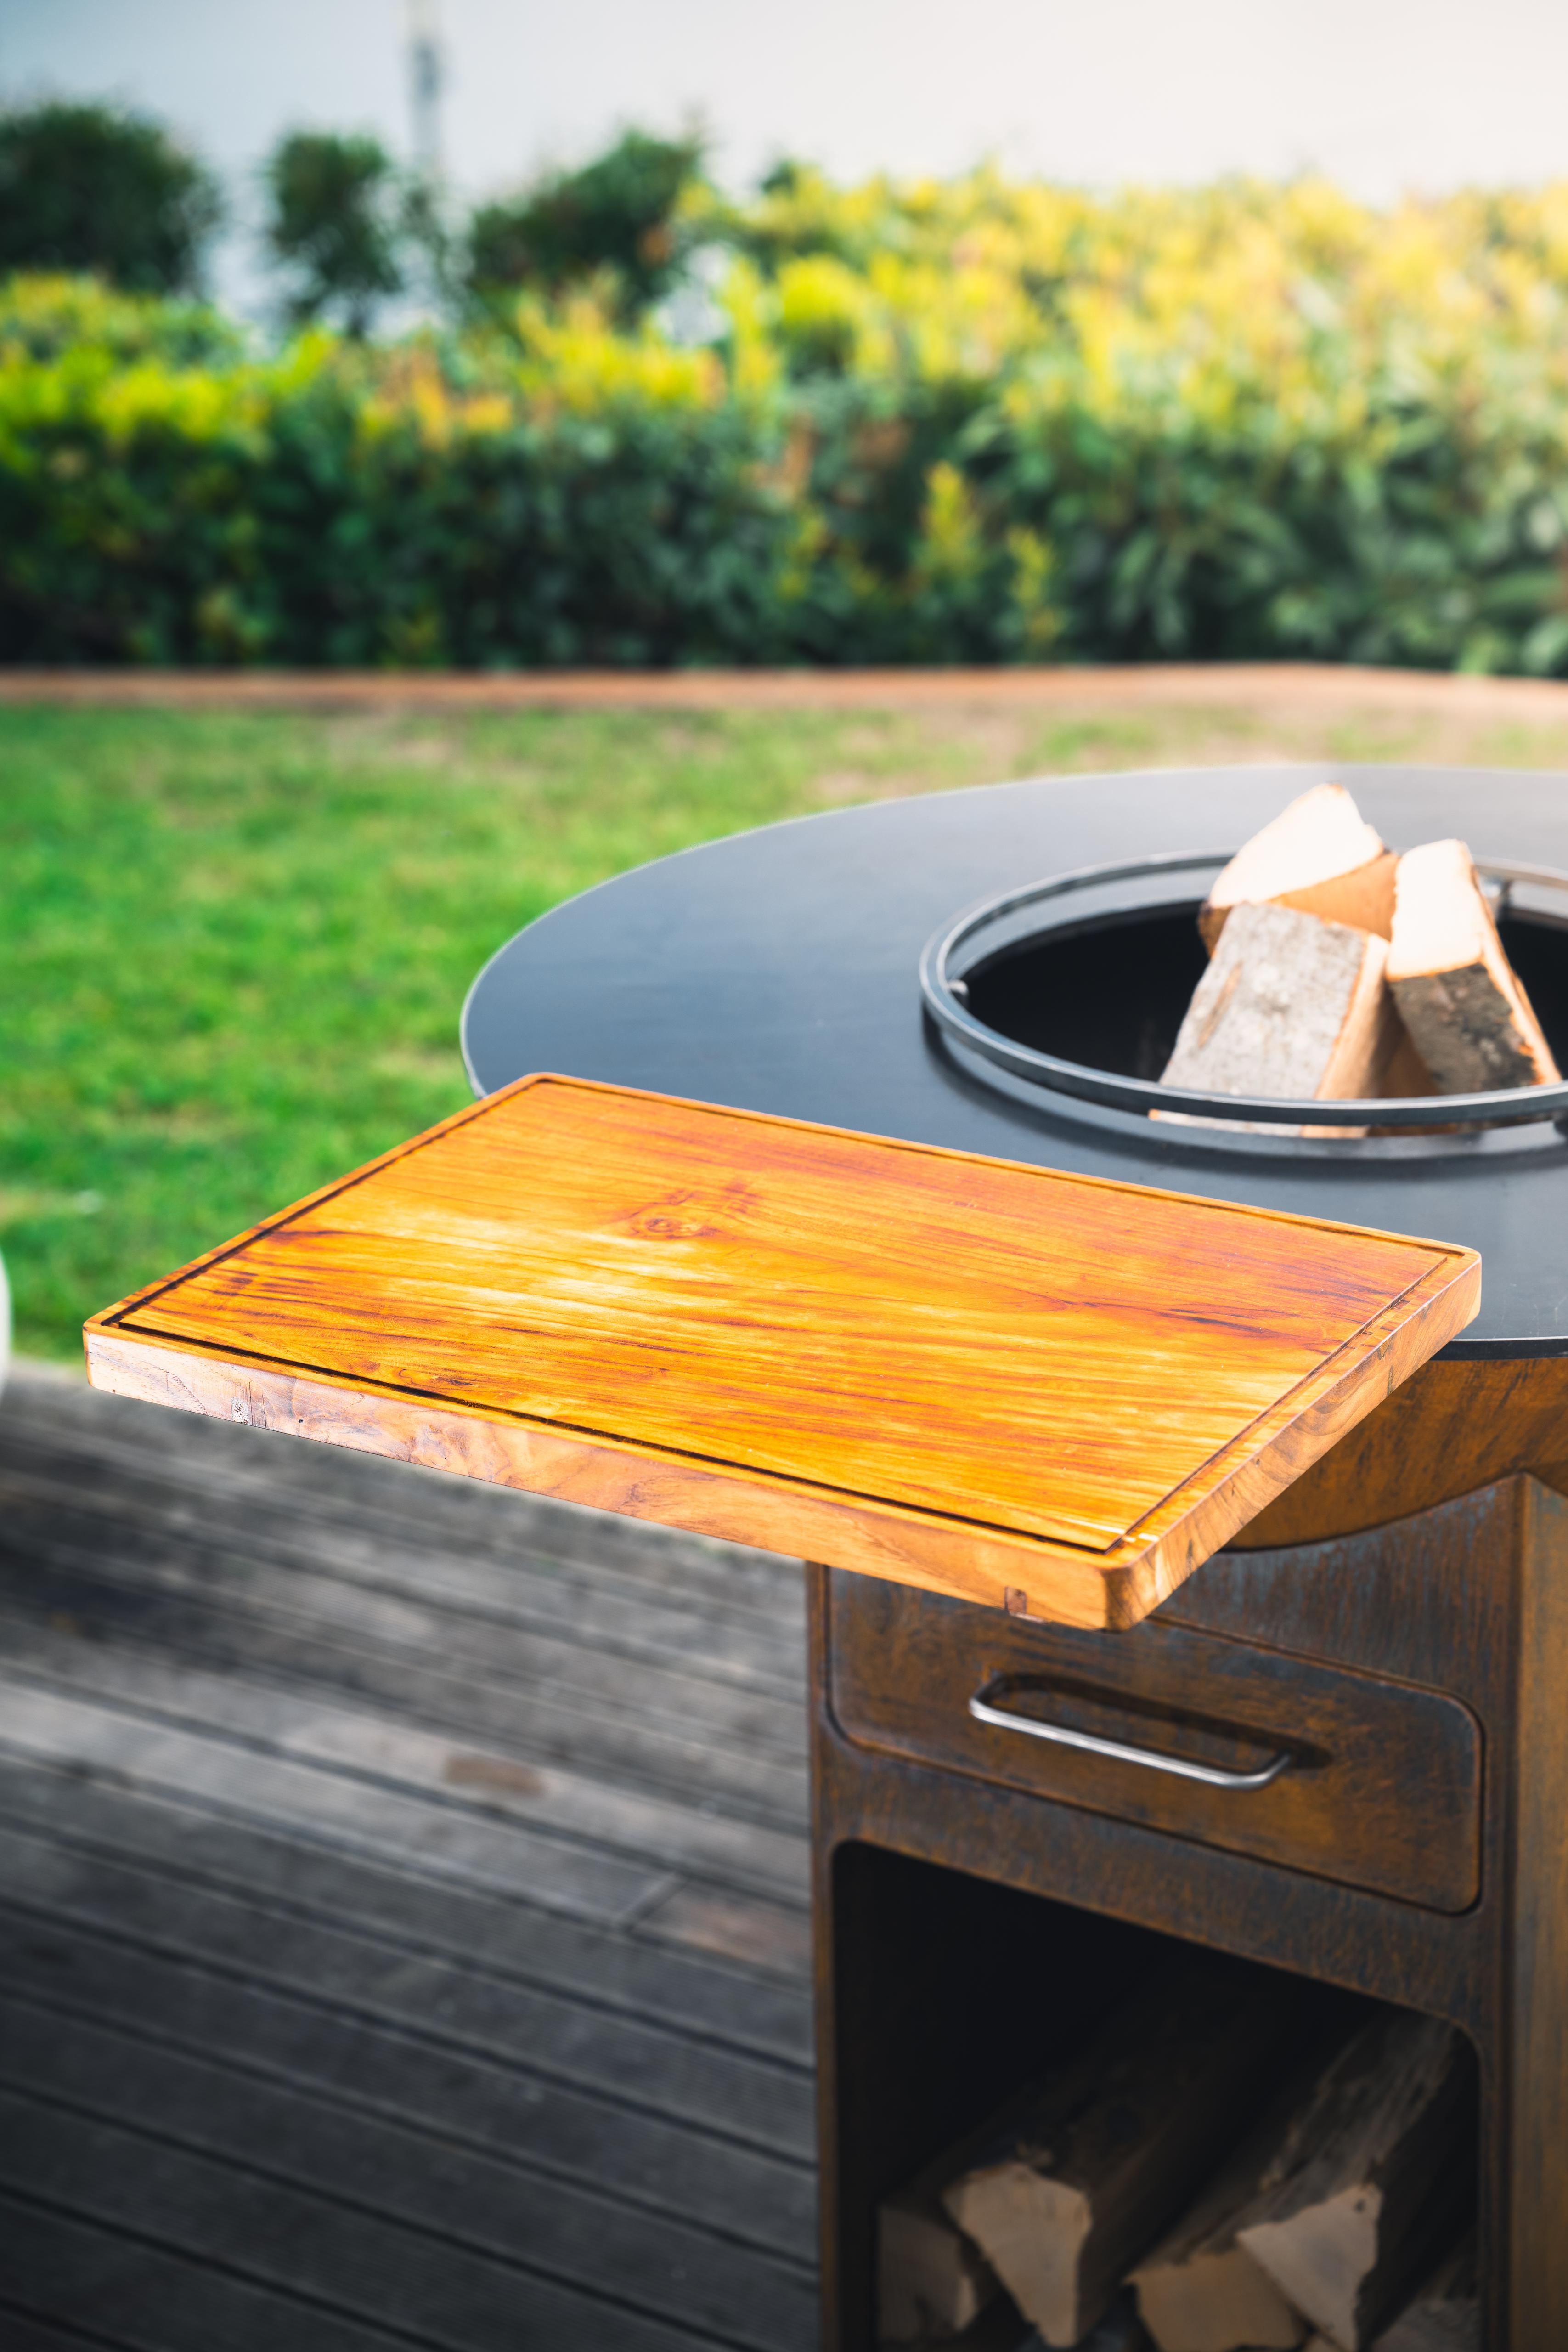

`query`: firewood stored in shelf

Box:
[1234,2013,1476,2350]
[940,1955,1303,2348]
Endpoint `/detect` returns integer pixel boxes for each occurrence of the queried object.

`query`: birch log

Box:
[1233,2012,1476,2350]
[1158,902,1403,1134]
[1386,840,1559,1093]
[1200,785,1397,952]
[1129,2091,1313,2350]
[940,1956,1303,2348]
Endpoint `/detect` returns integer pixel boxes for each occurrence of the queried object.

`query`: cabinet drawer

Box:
[826,1570,1481,1912]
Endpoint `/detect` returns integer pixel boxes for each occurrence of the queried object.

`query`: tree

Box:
[0,102,221,293]
[466,128,705,317]
[264,131,406,335]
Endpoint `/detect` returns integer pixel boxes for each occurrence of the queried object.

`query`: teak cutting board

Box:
[85,1074,1479,1629]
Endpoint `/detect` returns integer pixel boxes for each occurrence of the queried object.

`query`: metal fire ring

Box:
[919,850,1568,1131]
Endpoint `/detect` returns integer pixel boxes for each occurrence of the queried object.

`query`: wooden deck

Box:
[0,1363,817,2351]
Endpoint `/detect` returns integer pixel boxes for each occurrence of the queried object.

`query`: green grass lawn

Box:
[0,701,1082,1362]
[9,691,1568,1363]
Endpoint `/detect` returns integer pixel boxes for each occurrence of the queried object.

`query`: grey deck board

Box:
[0,1823,816,2154]
[0,1504,810,1792]
[0,1910,816,2258]
[0,1755,812,2059]
[0,2197,418,2352]
[0,1634,812,1896]
[0,1386,807,1665]
[0,2006,818,2348]
[0,1673,677,1923]
[0,1367,818,2350]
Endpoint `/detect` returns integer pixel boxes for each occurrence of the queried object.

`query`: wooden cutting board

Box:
[85,1074,1479,1629]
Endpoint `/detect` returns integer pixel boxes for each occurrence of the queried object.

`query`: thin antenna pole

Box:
[406,0,443,181]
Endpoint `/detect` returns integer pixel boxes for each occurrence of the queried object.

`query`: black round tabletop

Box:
[462,762,1568,1360]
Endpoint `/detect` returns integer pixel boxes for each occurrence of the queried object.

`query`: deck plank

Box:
[0,1367,818,2351]
[0,2195,418,2351]
[0,1502,809,1785]
[0,1823,815,2154]
[0,1909,815,2258]
[0,1756,812,2058]
[0,2004,818,2349]
[0,1383,807,1661]
[0,1633,812,1896]
[0,2089,725,2352]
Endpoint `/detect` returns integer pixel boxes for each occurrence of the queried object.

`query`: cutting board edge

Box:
[1115,1243,1481,1620]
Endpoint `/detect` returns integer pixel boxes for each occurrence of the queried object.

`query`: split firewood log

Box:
[1128,1998,1374,2352]
[1200,785,1397,952]
[1129,2087,1314,2350]
[1385,840,1559,1094]
[1369,2233,1478,2351]
[1158,902,1404,1135]
[939,1956,1303,2349]
[879,2176,1000,2341]
[1232,2012,1476,2350]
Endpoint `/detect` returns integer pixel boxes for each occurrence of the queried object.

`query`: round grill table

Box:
[464,760,1568,2352]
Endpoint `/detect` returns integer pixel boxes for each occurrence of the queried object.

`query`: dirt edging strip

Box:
[6,662,1568,719]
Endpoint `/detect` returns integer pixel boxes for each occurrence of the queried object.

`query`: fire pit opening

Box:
[920,852,1568,1147]
[964,902,1568,1080]
[962,903,1210,1083]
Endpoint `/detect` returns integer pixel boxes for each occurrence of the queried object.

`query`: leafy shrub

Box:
[0,305,798,666]
[467,130,706,318]
[264,131,407,336]
[0,272,243,368]
[8,168,1568,670]
[0,102,221,294]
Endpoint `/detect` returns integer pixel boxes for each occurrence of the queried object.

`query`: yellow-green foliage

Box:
[7,168,1568,667]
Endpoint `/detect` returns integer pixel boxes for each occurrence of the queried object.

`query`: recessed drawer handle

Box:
[967,1681,1291,1791]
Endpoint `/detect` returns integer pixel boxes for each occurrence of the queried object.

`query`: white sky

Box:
[3,0,1567,305]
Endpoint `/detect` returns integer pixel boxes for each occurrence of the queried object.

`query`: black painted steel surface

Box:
[462,763,1568,1358]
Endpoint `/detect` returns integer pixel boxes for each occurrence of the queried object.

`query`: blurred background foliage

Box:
[263,130,410,337]
[6,98,1568,671]
[0,101,222,296]
[466,128,708,319]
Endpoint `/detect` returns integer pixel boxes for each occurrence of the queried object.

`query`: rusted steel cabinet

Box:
[810,1470,1568,2351]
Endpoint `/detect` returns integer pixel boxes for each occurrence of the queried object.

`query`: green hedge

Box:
[7,168,1568,671]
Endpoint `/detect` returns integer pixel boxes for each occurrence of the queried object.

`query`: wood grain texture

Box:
[1233,2013,1476,2350]
[1388,839,1560,1091]
[1199,782,1396,952]
[1159,901,1400,1137]
[85,1073,1480,1629]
